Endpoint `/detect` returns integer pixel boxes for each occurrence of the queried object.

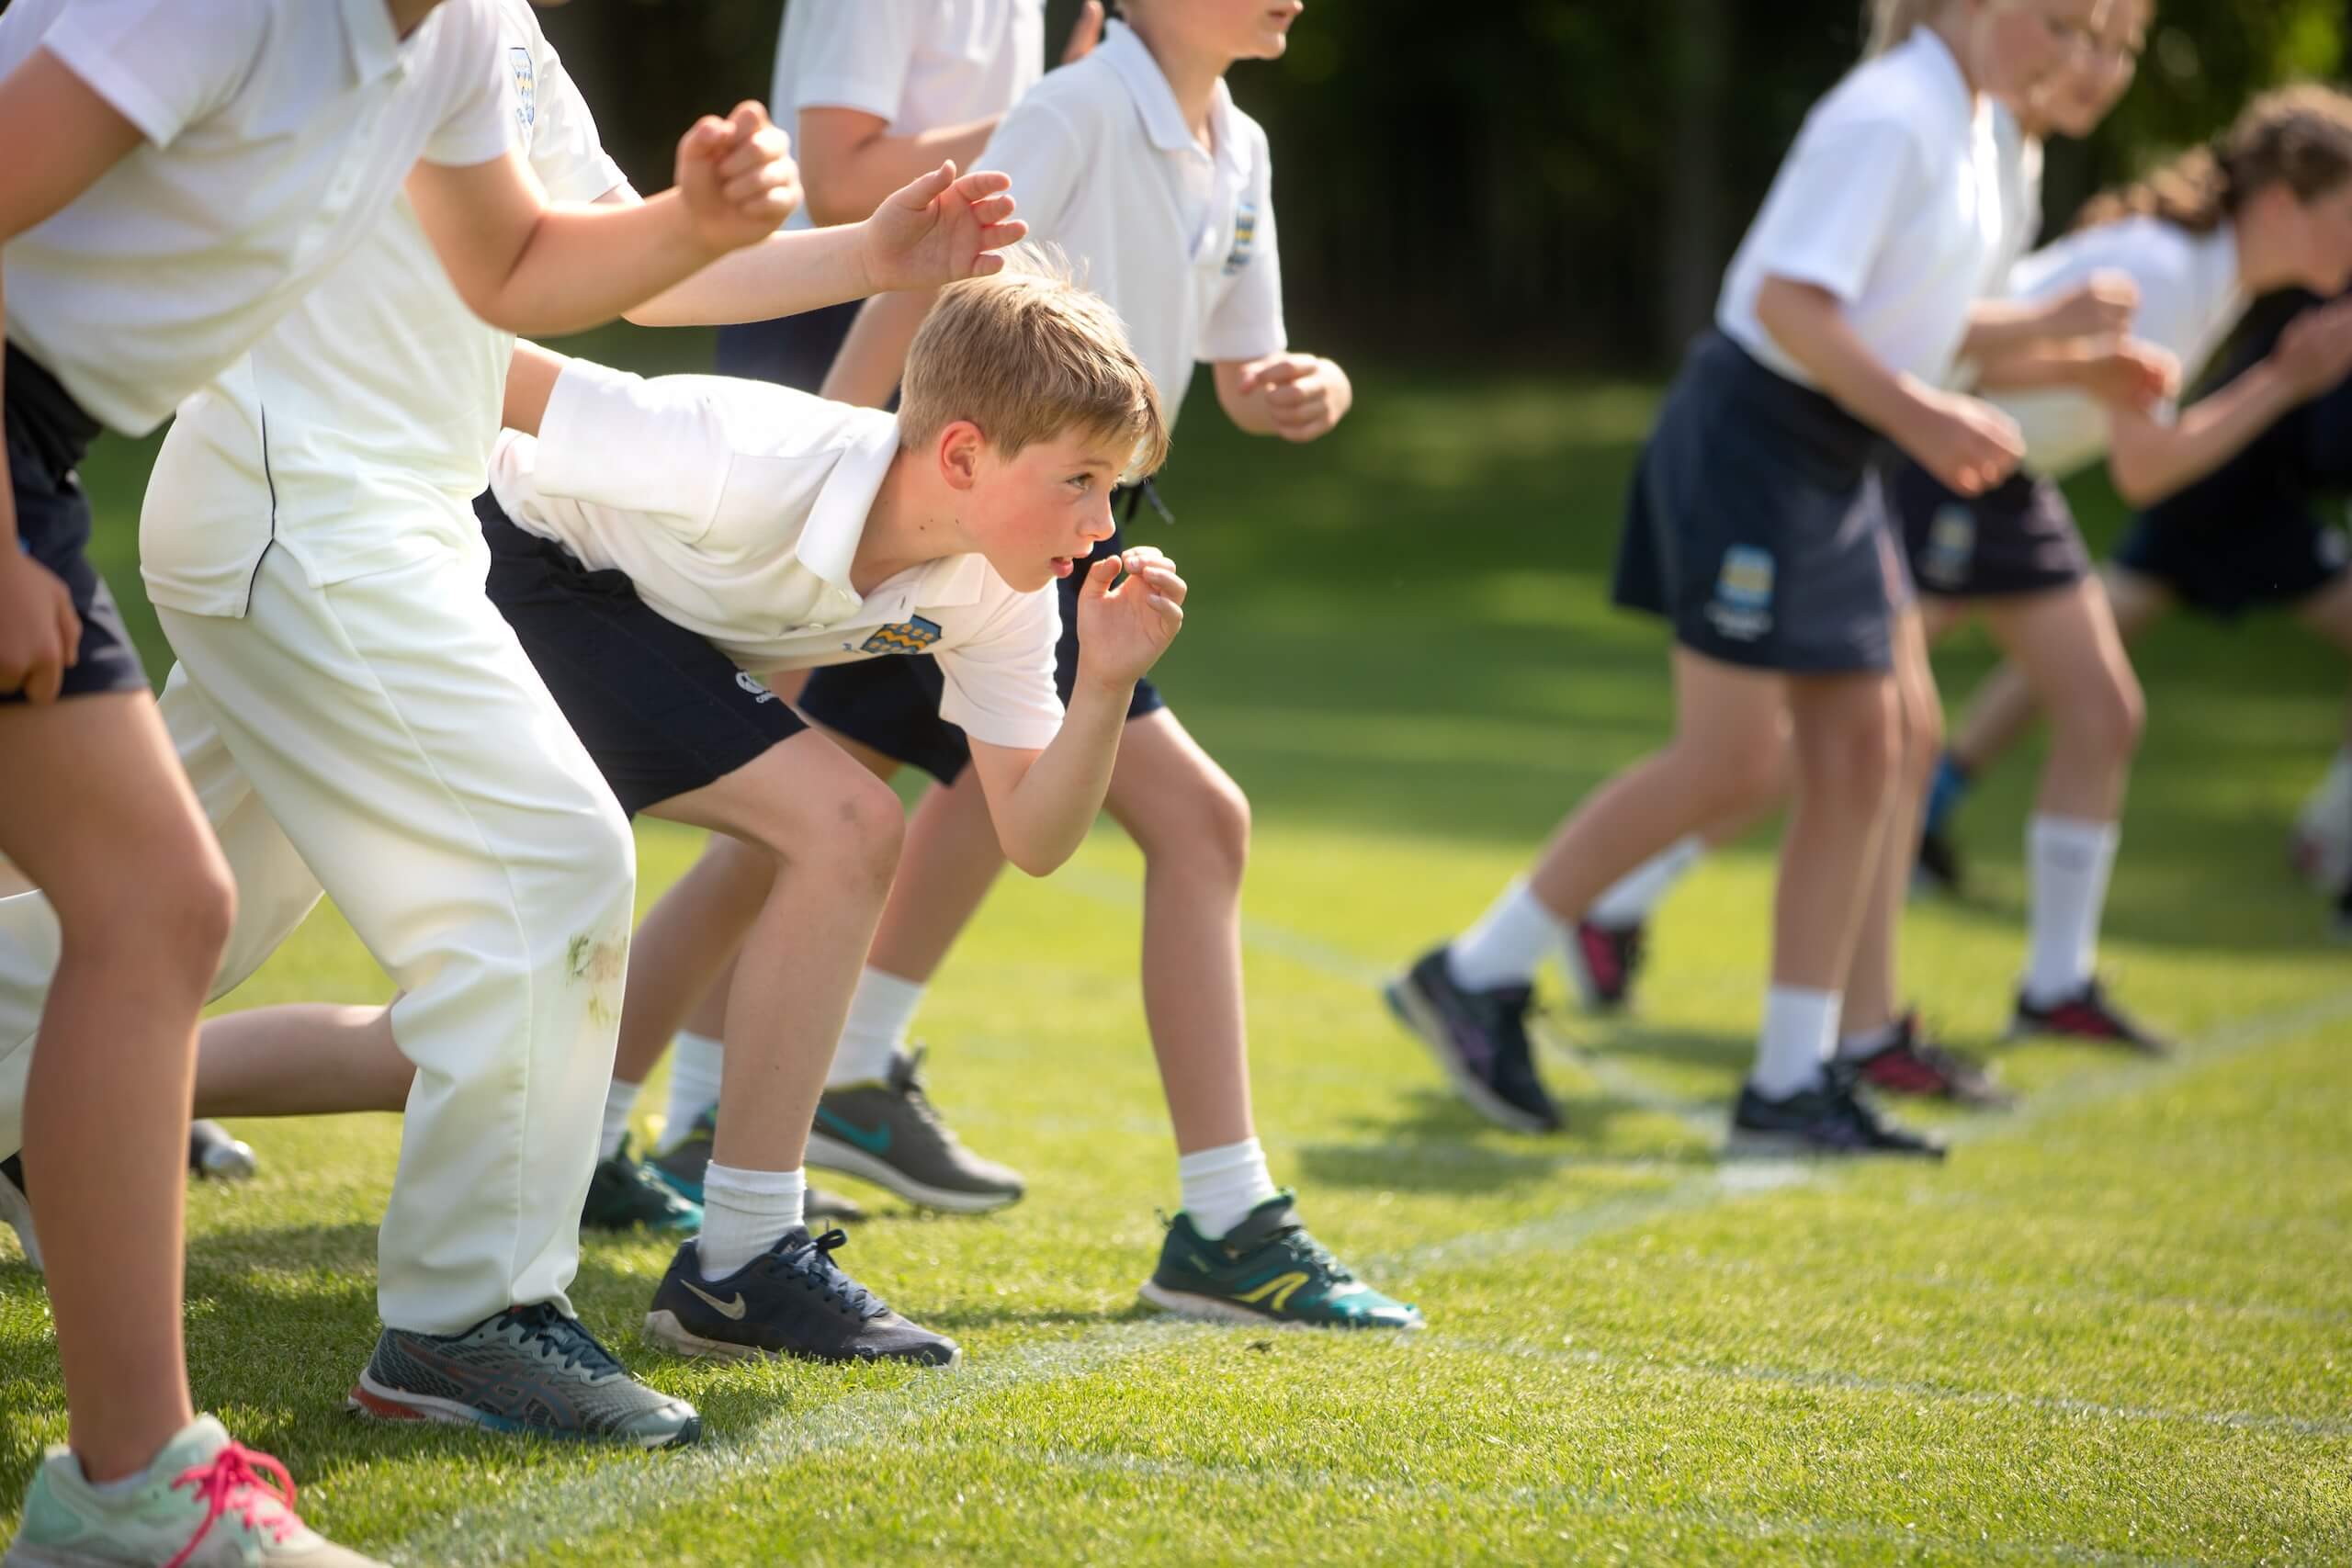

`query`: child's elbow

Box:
[2107,451,2166,510]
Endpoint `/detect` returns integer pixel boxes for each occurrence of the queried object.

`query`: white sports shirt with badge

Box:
[0,0,514,436]
[975,19,1285,423]
[140,0,628,617]
[488,360,1066,753]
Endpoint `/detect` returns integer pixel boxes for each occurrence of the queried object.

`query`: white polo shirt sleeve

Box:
[1202,121,1286,364]
[532,359,732,542]
[935,584,1066,752]
[526,25,629,200]
[1740,117,1923,305]
[781,0,922,119]
[420,0,517,167]
[36,0,268,147]
[976,90,1089,243]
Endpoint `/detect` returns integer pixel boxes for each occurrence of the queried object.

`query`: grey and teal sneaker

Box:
[807,1049,1024,1214]
[348,1303,701,1449]
[650,1109,868,1224]
[1139,1194,1423,1331]
[582,1137,702,1235]
[643,1228,959,1368]
[7,1415,382,1565]
[0,1153,37,1271]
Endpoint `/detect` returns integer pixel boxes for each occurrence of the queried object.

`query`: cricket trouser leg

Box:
[155,540,636,1334]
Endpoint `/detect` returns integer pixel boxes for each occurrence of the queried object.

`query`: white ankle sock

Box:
[663,1031,725,1139]
[2023,815,2120,1006]
[1835,1020,1900,1062]
[1448,878,1566,991]
[1587,834,1705,930]
[1177,1137,1278,1239]
[830,967,924,1089]
[1752,986,1838,1099]
[696,1162,808,1277]
[598,1079,641,1162]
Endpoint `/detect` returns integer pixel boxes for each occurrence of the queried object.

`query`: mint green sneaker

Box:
[1138,1194,1424,1331]
[6,1415,380,1565]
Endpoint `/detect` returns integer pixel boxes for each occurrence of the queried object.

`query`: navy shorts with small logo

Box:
[1612,332,1900,673]
[797,524,1166,787]
[3,343,146,705]
[477,492,808,817]
[1890,461,2089,599]
[2114,465,2349,620]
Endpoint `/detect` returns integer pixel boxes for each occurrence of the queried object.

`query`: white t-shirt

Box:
[487,360,1065,751]
[976,19,1285,423]
[141,0,628,616]
[1991,106,2048,286]
[1717,30,2005,392]
[772,0,1045,231]
[1992,218,2245,478]
[0,0,514,435]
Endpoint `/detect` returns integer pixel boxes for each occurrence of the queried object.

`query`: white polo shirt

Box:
[0,0,513,436]
[773,0,1045,232]
[1717,29,2004,392]
[141,0,627,617]
[1992,217,2245,478]
[976,19,1285,423]
[1991,107,2048,286]
[487,361,1065,751]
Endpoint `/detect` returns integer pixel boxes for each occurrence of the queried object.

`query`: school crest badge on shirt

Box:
[1705,546,1775,641]
[1223,201,1259,276]
[861,616,944,655]
[509,47,537,135]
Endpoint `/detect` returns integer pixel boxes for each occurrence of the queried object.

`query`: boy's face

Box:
[1137,0,1304,63]
[1978,0,2101,112]
[961,429,1130,592]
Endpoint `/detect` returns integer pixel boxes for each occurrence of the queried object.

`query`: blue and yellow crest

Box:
[860,615,944,655]
[509,47,537,134]
[1223,201,1259,276]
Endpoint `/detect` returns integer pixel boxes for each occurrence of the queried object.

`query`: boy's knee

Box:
[1144,769,1250,883]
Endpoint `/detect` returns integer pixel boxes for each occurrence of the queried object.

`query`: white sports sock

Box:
[830,967,924,1089]
[1177,1138,1279,1240]
[598,1079,641,1163]
[662,1031,725,1139]
[1447,878,1566,991]
[1586,834,1705,930]
[1751,986,1839,1099]
[696,1162,808,1278]
[2023,815,2120,1007]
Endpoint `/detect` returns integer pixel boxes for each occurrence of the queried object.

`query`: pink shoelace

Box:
[164,1441,303,1568]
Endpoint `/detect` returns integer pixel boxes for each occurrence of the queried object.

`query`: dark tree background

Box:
[544,0,2347,369]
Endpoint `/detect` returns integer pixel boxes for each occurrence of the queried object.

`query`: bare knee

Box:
[1796,689,1901,810]
[2078,665,2146,766]
[57,830,237,993]
[1135,767,1251,887]
[783,772,905,897]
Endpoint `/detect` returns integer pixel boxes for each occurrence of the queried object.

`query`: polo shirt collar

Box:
[916,552,995,610]
[1100,19,1212,155]
[791,410,904,600]
[342,0,404,84]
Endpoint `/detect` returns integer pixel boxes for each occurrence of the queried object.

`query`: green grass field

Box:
[4,332,2348,1564]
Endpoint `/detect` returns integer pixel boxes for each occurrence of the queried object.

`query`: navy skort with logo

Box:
[477,492,808,816]
[797,521,1166,787]
[1612,331,1903,673]
[4,342,146,704]
[1890,461,2089,599]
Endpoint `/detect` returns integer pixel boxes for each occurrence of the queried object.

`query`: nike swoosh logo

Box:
[681,1280,747,1321]
[816,1107,891,1155]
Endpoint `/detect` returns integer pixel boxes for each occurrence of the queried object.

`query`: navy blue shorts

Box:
[797,519,1167,786]
[1891,462,2088,598]
[1613,333,1902,673]
[3,343,144,704]
[478,493,808,816]
[713,299,864,394]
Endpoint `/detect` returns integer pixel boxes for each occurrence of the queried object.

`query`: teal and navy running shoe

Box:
[1139,1194,1422,1331]
[582,1136,703,1235]
[649,1108,867,1222]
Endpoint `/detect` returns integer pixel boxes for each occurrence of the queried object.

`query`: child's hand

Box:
[0,544,81,704]
[858,162,1028,292]
[1902,388,2026,497]
[2270,297,2352,398]
[1075,546,1185,689]
[1236,353,1352,442]
[2079,335,2179,412]
[2042,271,2140,340]
[675,103,801,254]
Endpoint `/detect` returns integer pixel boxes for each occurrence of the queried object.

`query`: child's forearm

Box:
[2107,362,2301,508]
[624,222,875,328]
[1959,297,2070,365]
[800,113,996,228]
[1970,338,2106,394]
[978,677,1132,875]
[1752,276,1932,443]
[501,340,571,435]
[820,290,933,408]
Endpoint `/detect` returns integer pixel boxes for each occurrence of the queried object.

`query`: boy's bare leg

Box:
[1777,673,1900,996]
[611,836,771,1089]
[0,694,232,1482]
[1841,610,1940,1039]
[195,1004,412,1119]
[863,765,1010,987]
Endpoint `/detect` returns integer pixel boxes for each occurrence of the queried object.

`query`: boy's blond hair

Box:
[899,244,1171,479]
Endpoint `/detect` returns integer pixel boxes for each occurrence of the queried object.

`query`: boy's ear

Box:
[936,419,987,492]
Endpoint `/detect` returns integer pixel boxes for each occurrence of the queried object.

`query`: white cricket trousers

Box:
[0,540,635,1335]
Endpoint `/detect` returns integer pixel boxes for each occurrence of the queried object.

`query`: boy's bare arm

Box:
[797,107,999,228]
[500,340,572,436]
[1213,352,1351,442]
[407,103,796,338]
[820,289,936,408]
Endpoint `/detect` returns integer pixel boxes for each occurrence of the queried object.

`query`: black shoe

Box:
[0,1153,36,1269]
[188,1120,257,1180]
[1382,946,1560,1133]
[1727,1074,1946,1159]
[2008,977,2170,1055]
[1915,826,1964,896]
[1565,919,1644,1011]
[582,1136,703,1235]
[643,1228,959,1368]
